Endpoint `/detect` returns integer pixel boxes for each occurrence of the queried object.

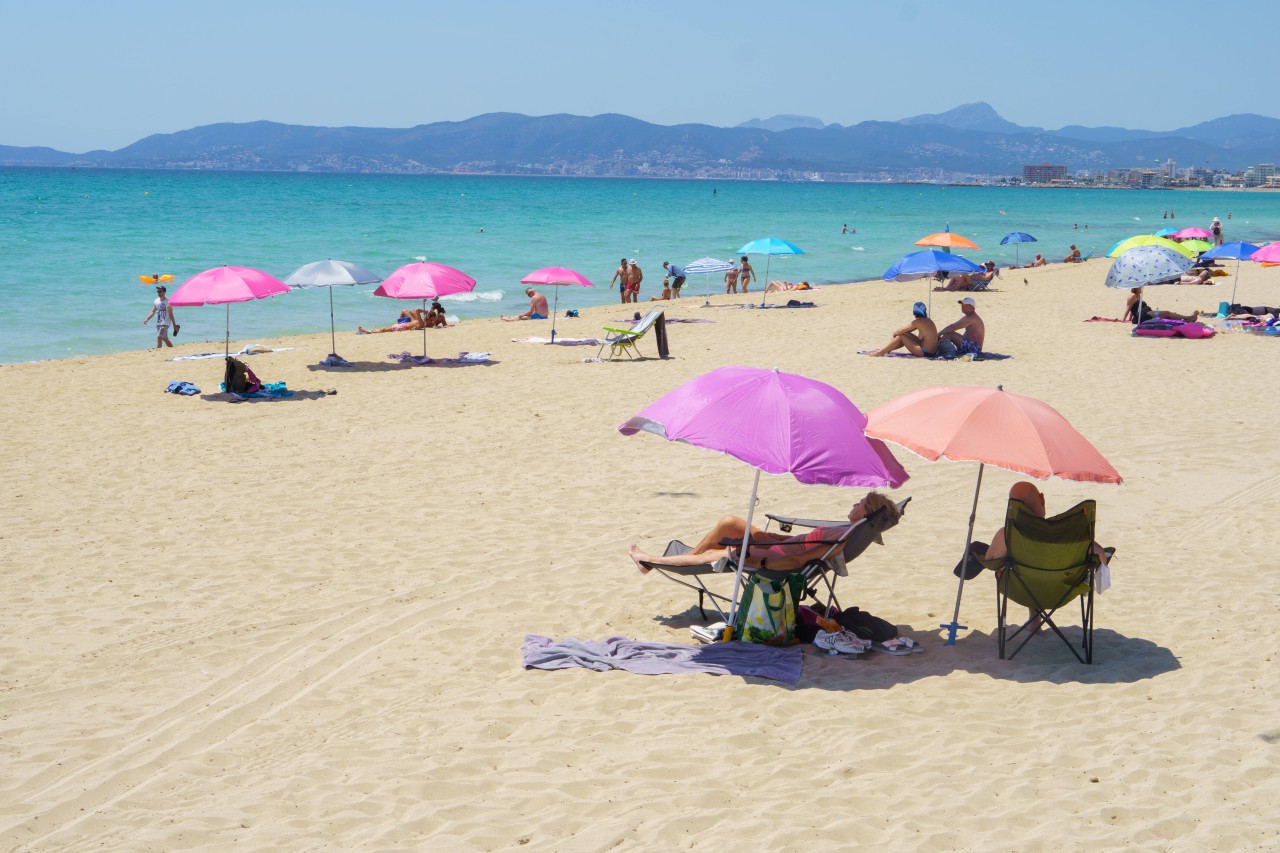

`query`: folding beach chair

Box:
[639,498,909,622]
[597,308,666,360]
[980,499,1101,663]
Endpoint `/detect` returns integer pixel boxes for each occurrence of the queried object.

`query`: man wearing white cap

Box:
[625,259,643,302]
[940,296,985,357]
[869,301,939,358]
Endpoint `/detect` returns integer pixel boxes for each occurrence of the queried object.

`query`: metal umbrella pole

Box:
[942,461,984,645]
[725,468,762,641]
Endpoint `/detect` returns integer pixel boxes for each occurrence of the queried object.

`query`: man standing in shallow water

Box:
[625,259,643,301]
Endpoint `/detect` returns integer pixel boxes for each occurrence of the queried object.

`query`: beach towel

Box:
[387,351,492,365]
[858,349,1012,361]
[521,635,803,685]
[167,346,295,362]
[164,381,200,395]
[751,299,816,309]
[511,336,602,345]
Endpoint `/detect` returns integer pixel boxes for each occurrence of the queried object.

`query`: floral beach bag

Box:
[733,573,803,645]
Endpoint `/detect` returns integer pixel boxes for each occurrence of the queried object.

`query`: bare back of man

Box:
[871,315,939,358]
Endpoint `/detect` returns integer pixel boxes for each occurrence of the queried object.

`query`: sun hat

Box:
[912,301,928,317]
[629,258,637,264]
[959,296,976,306]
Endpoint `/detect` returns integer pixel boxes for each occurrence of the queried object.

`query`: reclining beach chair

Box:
[638,498,909,622]
[980,499,1101,663]
[597,308,665,360]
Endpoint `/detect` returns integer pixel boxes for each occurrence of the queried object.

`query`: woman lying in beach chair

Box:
[629,492,908,622]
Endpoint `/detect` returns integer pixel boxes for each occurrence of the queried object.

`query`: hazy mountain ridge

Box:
[3,104,1277,175]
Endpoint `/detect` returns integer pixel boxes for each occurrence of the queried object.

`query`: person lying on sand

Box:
[869,301,938,358]
[628,492,900,574]
[1219,304,1280,321]
[1165,269,1213,285]
[764,280,813,293]
[1124,287,1199,324]
[358,309,426,334]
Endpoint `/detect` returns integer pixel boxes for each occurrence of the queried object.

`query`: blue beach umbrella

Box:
[882,249,984,316]
[737,237,804,306]
[683,257,735,305]
[999,231,1037,267]
[1154,227,1179,237]
[1201,241,1260,307]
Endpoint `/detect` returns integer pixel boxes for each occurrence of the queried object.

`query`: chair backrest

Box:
[630,308,664,335]
[1001,498,1097,608]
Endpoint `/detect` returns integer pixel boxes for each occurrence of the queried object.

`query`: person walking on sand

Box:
[625,259,643,302]
[610,258,629,304]
[1211,217,1223,246]
[738,256,755,293]
[725,262,740,294]
[143,283,178,349]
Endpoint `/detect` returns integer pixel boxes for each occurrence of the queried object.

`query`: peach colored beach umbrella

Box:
[916,226,980,252]
[169,265,291,357]
[866,384,1121,645]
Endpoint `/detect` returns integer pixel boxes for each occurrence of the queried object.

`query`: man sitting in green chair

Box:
[984,481,1111,630]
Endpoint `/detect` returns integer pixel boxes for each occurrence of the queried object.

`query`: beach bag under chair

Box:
[980,498,1102,663]
[733,572,803,645]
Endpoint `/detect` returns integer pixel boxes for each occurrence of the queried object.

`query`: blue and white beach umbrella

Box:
[683,257,735,304]
[1103,245,1192,290]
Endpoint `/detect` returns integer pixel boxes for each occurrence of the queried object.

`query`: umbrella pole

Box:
[225,304,230,358]
[724,468,762,641]
[759,256,772,307]
[329,286,337,356]
[1230,258,1241,308]
[942,462,983,646]
[550,288,560,343]
[421,299,428,359]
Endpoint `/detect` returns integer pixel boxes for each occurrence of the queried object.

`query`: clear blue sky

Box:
[6,0,1274,152]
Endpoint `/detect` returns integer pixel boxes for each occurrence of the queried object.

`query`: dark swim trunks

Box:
[958,339,982,356]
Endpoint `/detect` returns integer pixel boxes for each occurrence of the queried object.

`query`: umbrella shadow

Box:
[306,361,416,373]
[792,625,1179,692]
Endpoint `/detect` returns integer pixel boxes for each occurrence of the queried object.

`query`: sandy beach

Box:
[2,260,1278,851]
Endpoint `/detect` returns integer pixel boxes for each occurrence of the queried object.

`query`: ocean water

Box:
[1,167,1276,363]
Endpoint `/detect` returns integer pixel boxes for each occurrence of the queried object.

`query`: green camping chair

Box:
[981,498,1100,663]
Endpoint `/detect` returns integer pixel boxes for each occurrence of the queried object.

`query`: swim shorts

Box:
[529,313,547,320]
[157,324,169,337]
[625,284,639,293]
[671,277,686,288]
[958,339,982,356]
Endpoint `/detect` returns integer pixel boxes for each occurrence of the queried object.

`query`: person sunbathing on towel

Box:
[1123,287,1199,324]
[1166,269,1213,285]
[358,309,426,334]
[628,492,900,574]
[764,280,813,293]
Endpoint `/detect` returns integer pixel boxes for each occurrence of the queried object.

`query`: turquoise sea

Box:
[2,167,1276,364]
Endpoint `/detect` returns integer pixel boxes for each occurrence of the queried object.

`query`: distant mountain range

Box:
[3,103,1277,177]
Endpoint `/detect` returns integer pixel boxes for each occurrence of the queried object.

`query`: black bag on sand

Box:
[953,540,990,580]
[836,607,898,643]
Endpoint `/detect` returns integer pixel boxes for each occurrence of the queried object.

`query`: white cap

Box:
[959,297,976,306]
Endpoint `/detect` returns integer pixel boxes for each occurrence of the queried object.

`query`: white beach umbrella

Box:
[284,259,382,360]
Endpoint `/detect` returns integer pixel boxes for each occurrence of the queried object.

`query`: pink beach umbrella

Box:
[519,266,594,343]
[1250,242,1280,264]
[619,366,908,631]
[169,265,291,356]
[373,261,477,358]
[1174,227,1213,240]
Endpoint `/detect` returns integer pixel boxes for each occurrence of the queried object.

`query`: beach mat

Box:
[511,337,601,345]
[521,635,803,685]
[859,350,1012,361]
[387,351,494,366]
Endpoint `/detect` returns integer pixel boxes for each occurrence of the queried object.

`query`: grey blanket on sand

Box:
[521,635,803,684]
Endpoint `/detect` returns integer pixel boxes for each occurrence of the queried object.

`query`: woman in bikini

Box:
[628,492,899,574]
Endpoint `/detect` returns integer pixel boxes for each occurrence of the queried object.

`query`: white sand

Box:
[1,262,1278,851]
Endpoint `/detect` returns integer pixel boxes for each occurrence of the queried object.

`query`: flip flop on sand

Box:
[872,637,922,655]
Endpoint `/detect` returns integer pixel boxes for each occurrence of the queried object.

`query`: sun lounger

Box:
[639,498,910,622]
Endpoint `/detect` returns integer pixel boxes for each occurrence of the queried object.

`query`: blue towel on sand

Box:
[165,381,201,395]
[521,635,803,684]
